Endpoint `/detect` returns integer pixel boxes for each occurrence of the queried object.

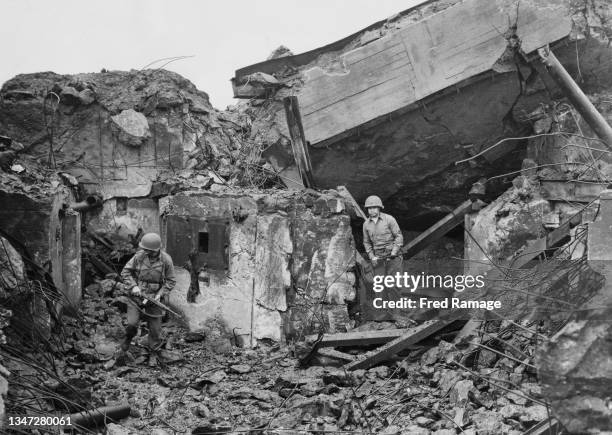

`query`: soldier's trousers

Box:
[126,297,163,351]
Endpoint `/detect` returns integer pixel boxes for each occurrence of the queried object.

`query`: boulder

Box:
[111,109,151,146]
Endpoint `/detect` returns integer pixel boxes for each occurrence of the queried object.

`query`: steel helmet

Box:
[364,195,384,209]
[139,233,162,251]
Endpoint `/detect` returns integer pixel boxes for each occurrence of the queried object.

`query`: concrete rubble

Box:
[0,0,612,433]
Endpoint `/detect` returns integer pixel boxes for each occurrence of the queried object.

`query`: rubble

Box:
[1,1,612,433]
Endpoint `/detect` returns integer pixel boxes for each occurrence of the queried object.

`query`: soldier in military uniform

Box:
[120,233,176,365]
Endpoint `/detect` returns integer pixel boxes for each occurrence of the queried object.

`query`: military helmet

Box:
[139,233,162,251]
[364,195,384,209]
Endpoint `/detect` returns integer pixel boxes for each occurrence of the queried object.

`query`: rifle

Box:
[139,293,182,318]
[113,274,182,319]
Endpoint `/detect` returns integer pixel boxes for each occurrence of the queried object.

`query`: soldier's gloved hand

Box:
[154,291,163,302]
[390,249,399,258]
[371,256,379,267]
[131,286,142,297]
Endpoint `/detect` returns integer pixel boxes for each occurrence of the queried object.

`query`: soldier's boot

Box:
[148,351,158,367]
[121,325,138,352]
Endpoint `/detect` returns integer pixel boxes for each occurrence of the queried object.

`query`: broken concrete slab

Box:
[111,108,151,146]
[230,0,612,227]
[162,189,356,345]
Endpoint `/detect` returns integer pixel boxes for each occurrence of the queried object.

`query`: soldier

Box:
[120,232,176,365]
[362,195,404,276]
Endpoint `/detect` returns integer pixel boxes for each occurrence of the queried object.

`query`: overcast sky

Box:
[1,0,425,109]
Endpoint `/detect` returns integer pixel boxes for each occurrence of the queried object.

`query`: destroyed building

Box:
[0,0,612,433]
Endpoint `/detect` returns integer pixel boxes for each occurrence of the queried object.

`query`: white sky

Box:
[0,0,425,110]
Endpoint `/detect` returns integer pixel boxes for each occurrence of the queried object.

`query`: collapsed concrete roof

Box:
[232,0,612,226]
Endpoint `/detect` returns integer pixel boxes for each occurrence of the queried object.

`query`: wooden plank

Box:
[401,200,473,259]
[317,348,356,362]
[283,96,316,188]
[344,320,452,371]
[305,329,406,347]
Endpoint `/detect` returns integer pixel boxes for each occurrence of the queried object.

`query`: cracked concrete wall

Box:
[0,187,81,306]
[0,70,250,201]
[86,197,160,238]
[160,190,356,344]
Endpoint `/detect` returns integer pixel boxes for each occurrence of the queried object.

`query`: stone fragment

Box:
[398,425,429,435]
[500,403,523,419]
[506,390,528,406]
[79,88,96,105]
[106,423,130,435]
[111,109,151,146]
[229,364,251,374]
[519,405,548,424]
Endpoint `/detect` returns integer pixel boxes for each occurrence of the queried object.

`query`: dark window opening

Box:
[198,232,209,253]
[116,197,128,215]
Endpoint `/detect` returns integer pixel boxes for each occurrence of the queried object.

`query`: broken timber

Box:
[344,320,453,371]
[316,348,356,362]
[306,328,405,347]
[538,45,612,148]
[284,96,315,188]
[401,200,473,259]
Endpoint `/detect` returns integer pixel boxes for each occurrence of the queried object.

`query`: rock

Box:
[184,331,206,342]
[10,164,24,173]
[229,364,251,374]
[106,423,130,435]
[506,390,528,406]
[191,371,226,389]
[437,369,461,395]
[500,404,523,419]
[368,365,389,379]
[537,309,612,433]
[300,379,324,397]
[398,425,429,435]
[193,405,211,418]
[450,379,474,405]
[159,349,183,363]
[421,346,440,365]
[59,86,82,105]
[415,416,434,426]
[520,405,548,424]
[322,368,352,386]
[79,88,96,105]
[150,430,171,435]
[471,409,509,434]
[433,430,456,435]
[111,109,151,146]
[476,349,498,367]
[379,425,401,434]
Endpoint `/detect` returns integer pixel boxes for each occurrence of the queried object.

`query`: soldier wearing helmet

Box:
[362,195,403,271]
[120,232,176,364]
